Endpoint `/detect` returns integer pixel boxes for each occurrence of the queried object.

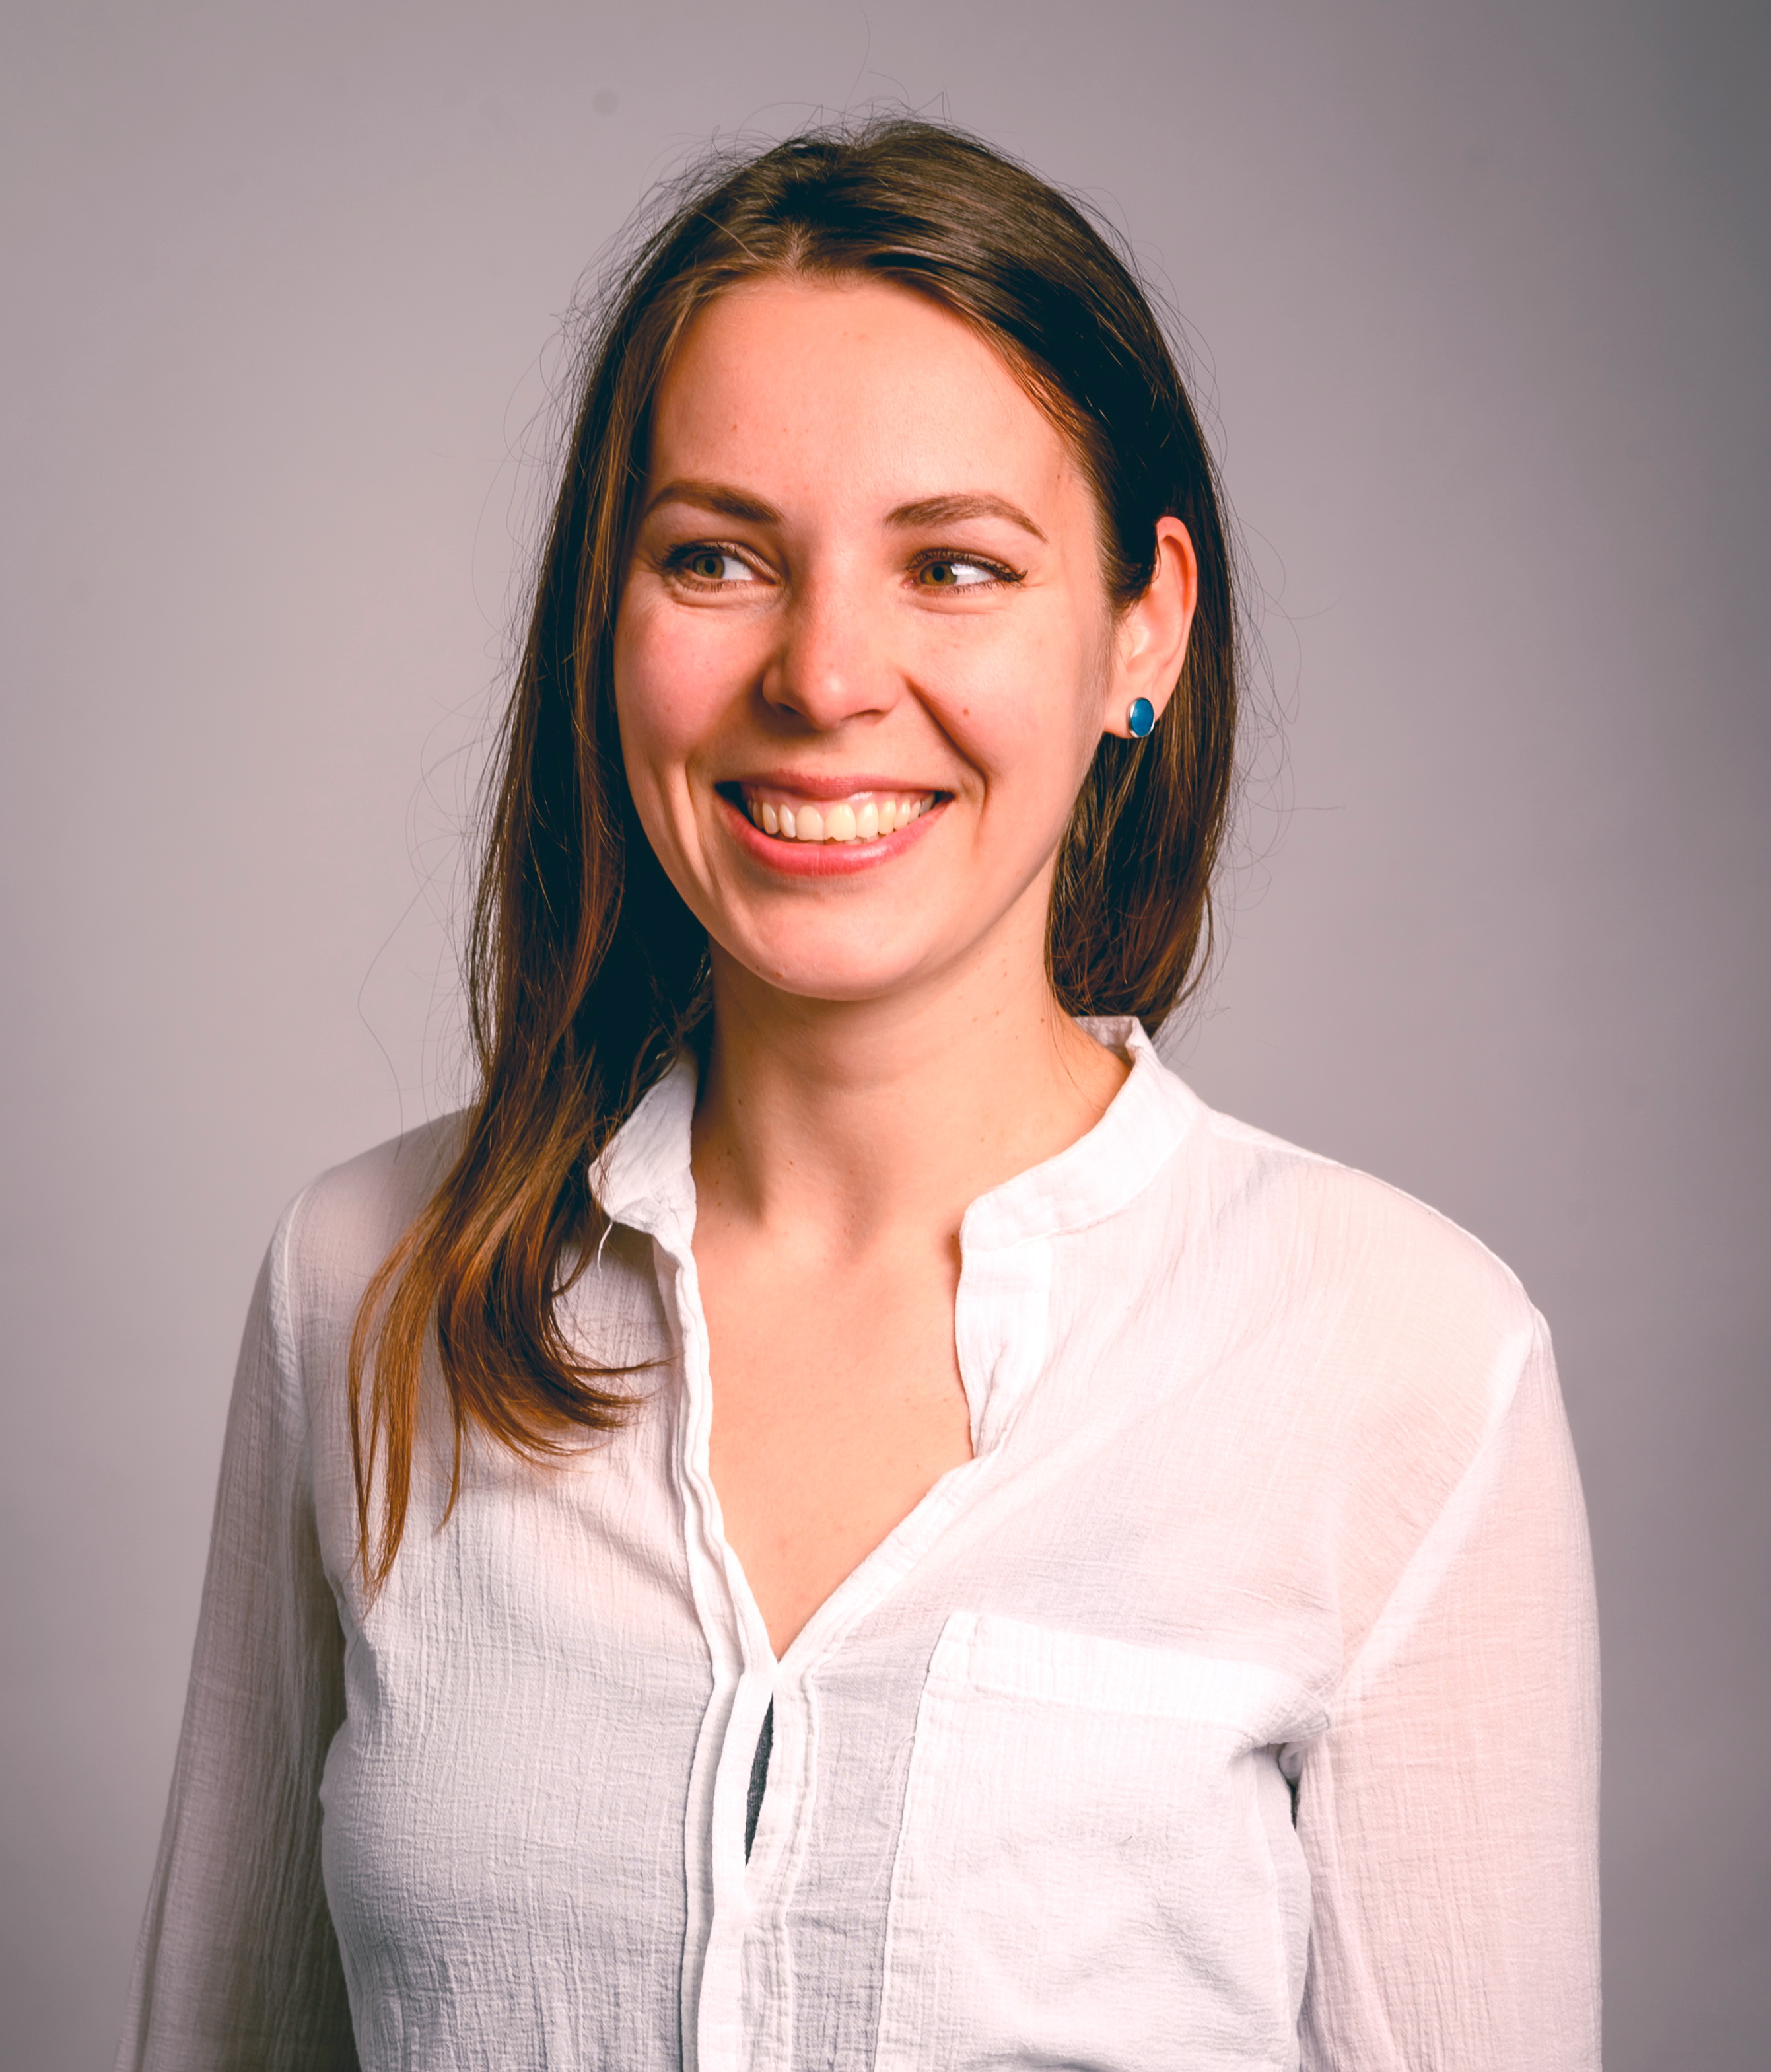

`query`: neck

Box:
[690,925,1128,1254]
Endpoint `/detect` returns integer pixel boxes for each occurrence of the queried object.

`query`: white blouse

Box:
[117,1020,1600,2072]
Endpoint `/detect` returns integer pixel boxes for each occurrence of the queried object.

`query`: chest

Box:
[319,1413,1325,2072]
[691,1229,975,1655]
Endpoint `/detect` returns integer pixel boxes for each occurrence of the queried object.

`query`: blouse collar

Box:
[589,1015,1198,1255]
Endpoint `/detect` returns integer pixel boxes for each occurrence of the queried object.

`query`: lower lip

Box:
[716,791,944,876]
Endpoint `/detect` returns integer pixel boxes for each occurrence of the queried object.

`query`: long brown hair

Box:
[349,116,1243,1592]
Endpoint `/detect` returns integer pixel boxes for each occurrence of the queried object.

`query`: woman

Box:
[118,120,1599,2071]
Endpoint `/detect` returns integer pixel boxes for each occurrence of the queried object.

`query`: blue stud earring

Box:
[1127,697,1156,739]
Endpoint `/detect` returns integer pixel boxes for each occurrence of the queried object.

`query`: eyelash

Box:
[907,549,1024,591]
[660,542,1024,591]
[662,543,759,587]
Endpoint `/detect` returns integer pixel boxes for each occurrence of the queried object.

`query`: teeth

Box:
[744,791,934,845]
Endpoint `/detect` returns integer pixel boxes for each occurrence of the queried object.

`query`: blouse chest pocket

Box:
[874,1614,1320,2072]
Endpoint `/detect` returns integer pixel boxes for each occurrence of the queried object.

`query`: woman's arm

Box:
[116,1197,359,2072]
[1296,1313,1601,2069]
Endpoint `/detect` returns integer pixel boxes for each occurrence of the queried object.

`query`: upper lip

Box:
[723,770,946,800]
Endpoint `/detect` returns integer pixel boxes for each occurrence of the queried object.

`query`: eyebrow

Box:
[642,480,1047,544]
[886,493,1047,543]
[643,479,784,526]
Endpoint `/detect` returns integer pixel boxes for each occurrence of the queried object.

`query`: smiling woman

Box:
[619,274,1199,1654]
[116,120,1599,2072]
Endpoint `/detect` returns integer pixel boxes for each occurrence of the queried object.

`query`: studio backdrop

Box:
[3,4,1766,2067]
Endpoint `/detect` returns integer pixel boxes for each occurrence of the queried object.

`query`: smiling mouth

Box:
[729,785,940,845]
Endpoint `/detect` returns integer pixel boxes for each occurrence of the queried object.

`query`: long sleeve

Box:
[116,1197,359,2071]
[110,1057,1603,2071]
[1296,1312,1601,2069]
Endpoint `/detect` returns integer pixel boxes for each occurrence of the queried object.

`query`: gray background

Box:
[3,1,1765,2064]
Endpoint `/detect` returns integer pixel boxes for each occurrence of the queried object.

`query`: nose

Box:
[761,557,898,732]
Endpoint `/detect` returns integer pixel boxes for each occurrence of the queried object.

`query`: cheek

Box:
[612,592,730,785]
[930,611,1107,806]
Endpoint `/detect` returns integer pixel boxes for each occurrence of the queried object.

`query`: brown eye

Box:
[672,546,759,585]
[914,555,1010,589]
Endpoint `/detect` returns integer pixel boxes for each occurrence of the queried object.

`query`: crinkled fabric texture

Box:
[117,1020,1600,2072]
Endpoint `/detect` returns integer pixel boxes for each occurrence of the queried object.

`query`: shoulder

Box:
[1158,1077,1543,1456]
[1125,1028,1533,1356]
[270,1112,469,1351]
[1203,1103,1527,1315]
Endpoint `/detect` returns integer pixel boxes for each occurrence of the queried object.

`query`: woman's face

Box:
[615,275,1190,1009]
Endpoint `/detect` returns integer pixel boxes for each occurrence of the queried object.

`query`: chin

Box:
[748,956,924,1007]
[714,922,935,1007]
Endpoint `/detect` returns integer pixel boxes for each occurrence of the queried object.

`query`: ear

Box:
[1101,517,1198,738]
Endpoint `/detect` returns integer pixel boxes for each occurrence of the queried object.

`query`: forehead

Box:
[648,275,1083,511]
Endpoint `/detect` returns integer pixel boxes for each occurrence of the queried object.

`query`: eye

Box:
[668,544,761,586]
[912,554,1018,591]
